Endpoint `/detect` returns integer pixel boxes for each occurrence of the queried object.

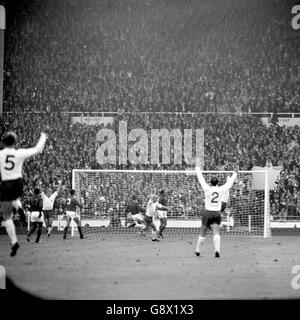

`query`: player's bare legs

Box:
[126,213,136,228]
[150,222,159,241]
[63,216,72,239]
[195,225,207,257]
[158,217,167,239]
[47,217,53,237]
[63,216,85,239]
[44,215,53,238]
[1,201,19,257]
[27,221,43,243]
[135,220,146,236]
[73,217,85,239]
[144,216,159,241]
[212,223,221,258]
[127,213,146,235]
[27,222,37,241]
[36,222,43,243]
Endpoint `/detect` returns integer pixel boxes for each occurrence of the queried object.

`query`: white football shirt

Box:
[41,191,58,210]
[196,167,237,211]
[0,133,47,181]
[145,200,163,217]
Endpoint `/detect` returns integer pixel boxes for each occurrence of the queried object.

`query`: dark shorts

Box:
[43,210,55,220]
[0,178,23,201]
[202,210,221,228]
[144,215,153,225]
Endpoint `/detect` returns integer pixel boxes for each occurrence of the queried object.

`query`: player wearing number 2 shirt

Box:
[195,165,237,258]
[0,131,47,256]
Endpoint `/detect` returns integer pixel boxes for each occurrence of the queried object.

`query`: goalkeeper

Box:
[195,161,237,258]
[125,195,146,232]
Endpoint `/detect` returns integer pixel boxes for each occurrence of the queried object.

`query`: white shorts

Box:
[30,211,44,223]
[12,199,22,210]
[157,210,167,219]
[66,211,79,219]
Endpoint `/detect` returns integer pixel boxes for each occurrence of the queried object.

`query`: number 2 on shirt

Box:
[211,192,219,204]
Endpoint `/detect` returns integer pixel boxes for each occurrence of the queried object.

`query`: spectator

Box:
[0,0,299,220]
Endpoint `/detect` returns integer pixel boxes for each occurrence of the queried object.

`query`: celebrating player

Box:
[0,131,47,256]
[26,188,44,243]
[157,189,168,239]
[195,162,237,258]
[39,180,62,238]
[63,189,85,240]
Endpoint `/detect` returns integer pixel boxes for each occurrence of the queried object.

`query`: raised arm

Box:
[37,179,44,194]
[55,180,63,195]
[195,165,209,191]
[156,203,169,211]
[19,132,47,159]
[224,166,238,189]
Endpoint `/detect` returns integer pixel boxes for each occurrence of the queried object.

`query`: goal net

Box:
[70,169,271,238]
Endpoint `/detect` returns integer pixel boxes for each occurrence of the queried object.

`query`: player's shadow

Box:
[2,276,43,300]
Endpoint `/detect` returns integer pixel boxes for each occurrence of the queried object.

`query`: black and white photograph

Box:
[0,0,300,311]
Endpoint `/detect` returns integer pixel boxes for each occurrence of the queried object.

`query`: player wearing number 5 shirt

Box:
[195,163,237,258]
[0,131,47,256]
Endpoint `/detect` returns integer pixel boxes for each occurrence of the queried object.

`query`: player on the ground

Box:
[125,194,146,234]
[157,189,168,239]
[39,180,62,238]
[195,161,237,258]
[26,188,44,243]
[63,189,86,240]
[0,131,47,256]
[144,194,169,242]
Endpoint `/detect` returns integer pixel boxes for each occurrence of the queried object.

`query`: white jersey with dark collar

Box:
[0,133,47,181]
[196,168,237,211]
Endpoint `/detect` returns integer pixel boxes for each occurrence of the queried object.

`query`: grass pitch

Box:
[1,231,300,299]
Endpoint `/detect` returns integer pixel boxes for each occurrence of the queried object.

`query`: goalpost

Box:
[70,169,271,238]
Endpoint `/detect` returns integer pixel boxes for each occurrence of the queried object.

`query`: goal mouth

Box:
[70,169,271,238]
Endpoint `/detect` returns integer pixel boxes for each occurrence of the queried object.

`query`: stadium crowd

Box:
[3,0,300,114]
[0,111,299,220]
[0,0,299,220]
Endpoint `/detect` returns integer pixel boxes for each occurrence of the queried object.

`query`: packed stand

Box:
[3,0,300,114]
[0,112,299,220]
